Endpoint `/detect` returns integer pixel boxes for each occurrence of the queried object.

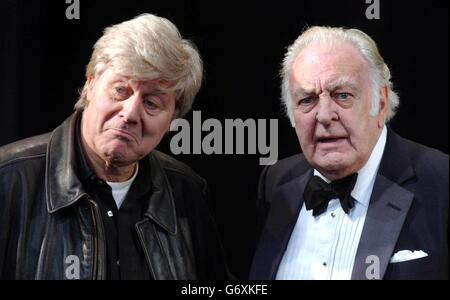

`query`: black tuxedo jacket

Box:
[250,129,448,279]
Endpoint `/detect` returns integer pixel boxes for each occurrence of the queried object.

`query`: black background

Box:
[1,0,448,279]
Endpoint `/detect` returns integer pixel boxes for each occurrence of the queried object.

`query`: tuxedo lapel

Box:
[351,173,413,279]
[351,128,416,279]
[250,169,312,279]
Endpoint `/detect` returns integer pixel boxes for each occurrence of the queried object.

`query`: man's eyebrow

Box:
[110,77,130,85]
[147,87,172,95]
[292,86,316,98]
[325,76,359,91]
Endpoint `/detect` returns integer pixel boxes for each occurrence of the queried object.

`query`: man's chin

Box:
[102,148,134,166]
[100,142,155,167]
[312,155,354,177]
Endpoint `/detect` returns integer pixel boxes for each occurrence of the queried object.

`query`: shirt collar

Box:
[106,163,139,189]
[314,125,387,207]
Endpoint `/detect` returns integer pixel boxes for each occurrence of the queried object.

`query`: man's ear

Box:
[377,86,389,128]
[86,75,95,103]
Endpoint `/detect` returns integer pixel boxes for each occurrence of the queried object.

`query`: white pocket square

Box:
[389,250,428,263]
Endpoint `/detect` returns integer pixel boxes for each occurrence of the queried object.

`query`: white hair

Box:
[281,26,399,126]
[74,13,203,118]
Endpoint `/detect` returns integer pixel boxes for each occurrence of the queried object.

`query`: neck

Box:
[318,169,356,182]
[99,161,137,182]
[80,136,136,183]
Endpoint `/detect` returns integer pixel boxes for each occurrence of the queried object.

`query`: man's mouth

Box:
[316,137,347,143]
[109,128,138,142]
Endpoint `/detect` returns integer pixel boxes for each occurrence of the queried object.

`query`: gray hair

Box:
[281,26,399,126]
[74,13,203,118]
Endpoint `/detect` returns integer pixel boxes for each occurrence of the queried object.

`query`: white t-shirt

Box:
[106,164,139,209]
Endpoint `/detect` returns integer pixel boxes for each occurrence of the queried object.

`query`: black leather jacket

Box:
[0,112,229,279]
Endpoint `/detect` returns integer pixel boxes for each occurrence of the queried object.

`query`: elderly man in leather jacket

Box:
[0,14,229,280]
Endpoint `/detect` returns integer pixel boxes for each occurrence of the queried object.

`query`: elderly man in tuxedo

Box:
[250,26,448,280]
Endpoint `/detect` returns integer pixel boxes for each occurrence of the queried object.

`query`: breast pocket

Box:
[384,256,443,280]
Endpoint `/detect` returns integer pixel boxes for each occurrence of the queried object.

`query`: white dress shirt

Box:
[276,126,387,280]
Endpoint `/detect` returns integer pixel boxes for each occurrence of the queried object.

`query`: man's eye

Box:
[114,86,128,98]
[336,92,351,100]
[298,96,316,106]
[143,98,161,112]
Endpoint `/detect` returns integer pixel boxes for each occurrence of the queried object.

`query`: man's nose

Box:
[119,95,141,124]
[316,96,338,125]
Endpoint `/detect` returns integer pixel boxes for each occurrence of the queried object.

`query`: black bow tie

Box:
[303,173,358,216]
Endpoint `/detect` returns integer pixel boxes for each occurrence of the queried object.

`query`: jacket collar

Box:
[45,112,177,235]
[142,153,177,235]
[378,127,416,185]
[45,112,86,213]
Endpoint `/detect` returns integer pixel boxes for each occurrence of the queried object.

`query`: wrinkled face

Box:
[82,66,176,168]
[290,41,387,179]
